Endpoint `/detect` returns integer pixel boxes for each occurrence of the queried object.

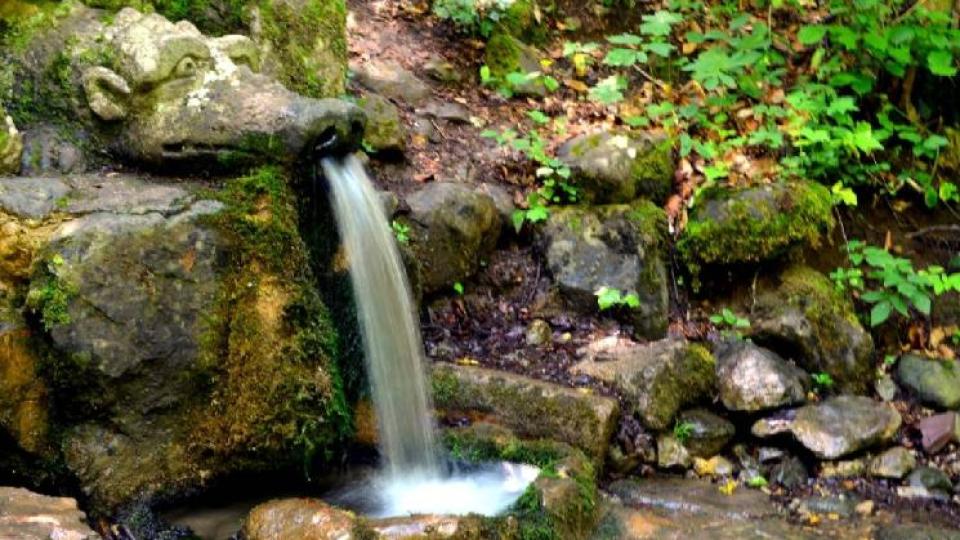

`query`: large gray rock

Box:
[557,130,674,204]
[0,487,100,540]
[540,201,668,339]
[1,174,346,513]
[432,364,619,463]
[749,266,875,394]
[752,396,902,459]
[897,354,960,410]
[571,337,715,430]
[716,341,808,412]
[402,182,501,294]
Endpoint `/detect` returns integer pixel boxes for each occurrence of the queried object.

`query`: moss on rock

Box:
[432,364,619,465]
[750,265,875,394]
[678,180,834,270]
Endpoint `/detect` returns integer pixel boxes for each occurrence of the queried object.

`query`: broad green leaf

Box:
[589,76,626,104]
[511,210,525,233]
[527,110,550,124]
[928,50,957,76]
[797,25,827,45]
[870,301,892,326]
[644,41,675,58]
[603,48,644,67]
[640,10,682,37]
[526,205,549,223]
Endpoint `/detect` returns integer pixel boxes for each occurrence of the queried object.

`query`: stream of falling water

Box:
[322,154,440,480]
[321,154,537,518]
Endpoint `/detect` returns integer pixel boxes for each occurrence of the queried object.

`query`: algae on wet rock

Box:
[750,265,875,394]
[540,201,669,340]
[678,180,834,268]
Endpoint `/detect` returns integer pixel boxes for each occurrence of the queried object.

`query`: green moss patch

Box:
[678,180,834,270]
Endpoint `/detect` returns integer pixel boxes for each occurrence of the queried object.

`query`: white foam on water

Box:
[372,462,541,517]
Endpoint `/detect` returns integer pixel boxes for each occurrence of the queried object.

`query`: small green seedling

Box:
[453,282,465,295]
[811,372,835,390]
[595,286,640,311]
[673,420,694,444]
[391,220,410,245]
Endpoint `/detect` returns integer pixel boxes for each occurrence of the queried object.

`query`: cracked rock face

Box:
[752,396,902,460]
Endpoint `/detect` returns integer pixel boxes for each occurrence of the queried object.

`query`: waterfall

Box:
[322,154,439,480]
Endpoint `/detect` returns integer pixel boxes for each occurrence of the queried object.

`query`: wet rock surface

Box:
[869,447,917,479]
[352,58,431,105]
[0,487,100,540]
[674,408,735,458]
[715,340,808,412]
[358,93,406,154]
[752,396,902,459]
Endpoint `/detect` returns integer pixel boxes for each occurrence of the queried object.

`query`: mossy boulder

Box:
[539,201,669,340]
[432,364,619,464]
[749,265,875,394]
[557,129,675,204]
[678,180,834,269]
[400,182,501,295]
[358,93,405,154]
[897,354,960,410]
[484,31,546,96]
[571,338,716,430]
[0,170,349,513]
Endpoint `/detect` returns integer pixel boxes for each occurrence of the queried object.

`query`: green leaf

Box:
[589,76,626,105]
[511,209,526,233]
[526,204,550,223]
[797,25,827,45]
[928,50,957,76]
[527,110,550,125]
[595,286,622,310]
[643,41,675,58]
[639,10,682,37]
[603,48,644,66]
[453,282,464,295]
[870,301,892,326]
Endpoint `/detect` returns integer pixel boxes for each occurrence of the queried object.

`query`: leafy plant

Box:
[836,241,960,326]
[481,124,576,231]
[746,475,768,489]
[391,220,410,245]
[709,308,750,338]
[811,371,835,390]
[453,282,465,295]
[673,420,694,443]
[595,286,640,311]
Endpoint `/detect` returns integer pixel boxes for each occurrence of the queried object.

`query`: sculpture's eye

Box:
[173,56,199,78]
[230,51,259,72]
